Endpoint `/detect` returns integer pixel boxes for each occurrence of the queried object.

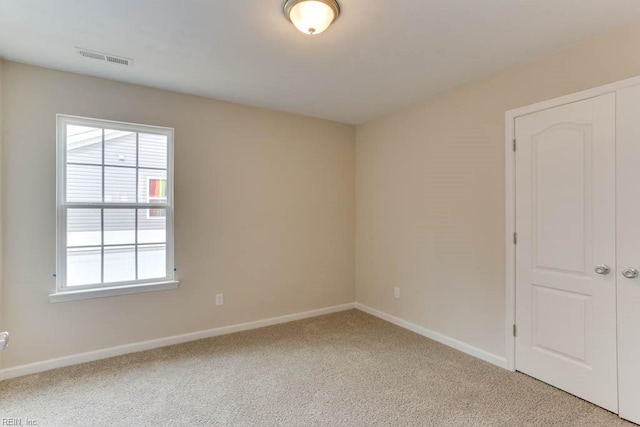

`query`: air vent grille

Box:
[76,48,132,67]
[78,50,105,61]
[106,55,130,66]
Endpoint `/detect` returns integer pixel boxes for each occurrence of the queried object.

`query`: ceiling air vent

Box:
[76,48,132,66]
[105,55,130,66]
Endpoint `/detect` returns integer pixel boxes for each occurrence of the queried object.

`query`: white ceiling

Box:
[1,1,640,124]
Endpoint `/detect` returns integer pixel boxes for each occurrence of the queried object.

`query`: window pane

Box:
[67,164,102,202]
[139,170,167,203]
[66,125,102,165]
[105,129,136,167]
[67,247,101,286]
[67,209,101,247]
[105,166,136,203]
[104,246,136,283]
[139,133,167,169]
[138,244,166,280]
[138,209,166,243]
[105,209,135,245]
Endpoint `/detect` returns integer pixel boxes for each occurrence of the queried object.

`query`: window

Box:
[53,115,177,302]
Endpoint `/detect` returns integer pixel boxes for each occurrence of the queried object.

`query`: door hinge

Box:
[513,139,516,152]
[513,324,517,337]
[513,232,517,245]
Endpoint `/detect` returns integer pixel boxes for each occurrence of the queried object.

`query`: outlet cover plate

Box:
[0,331,9,350]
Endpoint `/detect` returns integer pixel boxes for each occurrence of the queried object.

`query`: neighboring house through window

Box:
[53,115,177,301]
[148,177,167,218]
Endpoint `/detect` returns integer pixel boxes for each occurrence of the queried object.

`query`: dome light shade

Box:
[284,0,340,35]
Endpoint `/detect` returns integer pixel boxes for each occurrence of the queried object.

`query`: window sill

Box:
[49,281,179,303]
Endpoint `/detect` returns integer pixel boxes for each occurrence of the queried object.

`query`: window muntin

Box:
[57,115,174,292]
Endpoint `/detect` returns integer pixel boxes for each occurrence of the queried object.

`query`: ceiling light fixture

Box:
[283,0,340,36]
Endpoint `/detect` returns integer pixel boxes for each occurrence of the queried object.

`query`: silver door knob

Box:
[594,265,611,275]
[622,268,639,279]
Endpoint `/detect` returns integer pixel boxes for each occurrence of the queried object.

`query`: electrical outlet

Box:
[215,294,224,307]
[394,287,400,299]
[0,332,9,350]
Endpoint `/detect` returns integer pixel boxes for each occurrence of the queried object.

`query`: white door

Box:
[616,85,640,425]
[515,93,618,412]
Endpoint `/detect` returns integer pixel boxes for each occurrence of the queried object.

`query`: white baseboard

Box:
[355,303,507,369]
[0,302,356,381]
[0,302,507,381]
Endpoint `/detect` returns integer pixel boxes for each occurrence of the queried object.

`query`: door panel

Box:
[532,285,589,364]
[616,85,640,425]
[533,124,590,273]
[515,93,618,412]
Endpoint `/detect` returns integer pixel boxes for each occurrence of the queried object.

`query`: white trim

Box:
[58,114,174,134]
[0,303,355,381]
[56,114,176,295]
[506,75,640,119]
[505,112,516,372]
[504,74,640,372]
[355,303,507,369]
[49,280,179,303]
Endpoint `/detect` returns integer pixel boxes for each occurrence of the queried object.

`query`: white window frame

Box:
[51,114,178,303]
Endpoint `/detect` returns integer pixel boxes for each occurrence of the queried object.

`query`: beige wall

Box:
[1,62,355,368]
[356,22,640,358]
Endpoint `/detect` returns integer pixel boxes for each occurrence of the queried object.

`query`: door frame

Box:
[504,74,640,372]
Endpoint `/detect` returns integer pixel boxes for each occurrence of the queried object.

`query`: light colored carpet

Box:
[0,309,631,426]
